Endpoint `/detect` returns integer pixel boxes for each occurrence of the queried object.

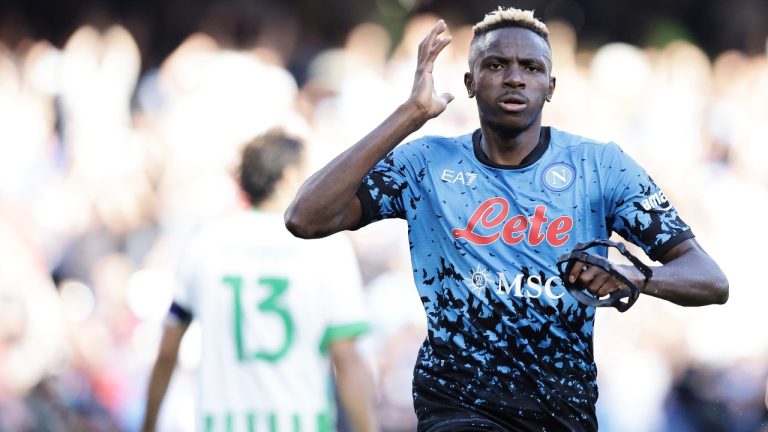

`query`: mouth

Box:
[497,94,528,113]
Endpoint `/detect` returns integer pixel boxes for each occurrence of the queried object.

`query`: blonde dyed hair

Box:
[472,7,549,43]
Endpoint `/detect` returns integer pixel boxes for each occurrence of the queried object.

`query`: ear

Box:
[546,76,556,102]
[464,72,475,98]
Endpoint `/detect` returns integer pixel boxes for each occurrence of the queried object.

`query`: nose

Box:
[504,65,525,88]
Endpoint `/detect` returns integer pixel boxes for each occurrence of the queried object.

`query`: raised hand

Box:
[409,19,455,119]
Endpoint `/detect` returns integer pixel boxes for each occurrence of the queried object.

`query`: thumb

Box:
[440,92,454,105]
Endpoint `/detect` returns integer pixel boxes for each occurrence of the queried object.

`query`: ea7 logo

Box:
[441,169,478,185]
[641,191,671,211]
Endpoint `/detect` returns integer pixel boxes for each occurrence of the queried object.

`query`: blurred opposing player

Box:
[141,130,377,432]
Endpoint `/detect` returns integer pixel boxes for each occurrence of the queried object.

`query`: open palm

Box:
[409,19,454,119]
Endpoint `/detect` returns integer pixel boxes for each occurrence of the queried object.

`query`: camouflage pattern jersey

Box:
[355,126,693,431]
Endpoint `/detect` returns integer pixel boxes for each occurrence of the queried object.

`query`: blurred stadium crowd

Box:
[0,2,767,431]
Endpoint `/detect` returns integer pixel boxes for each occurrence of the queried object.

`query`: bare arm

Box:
[568,238,729,307]
[285,20,454,239]
[631,238,728,305]
[141,321,189,432]
[330,339,378,432]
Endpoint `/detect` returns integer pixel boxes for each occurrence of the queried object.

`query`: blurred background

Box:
[0,0,767,431]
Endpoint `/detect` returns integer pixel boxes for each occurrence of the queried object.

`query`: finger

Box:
[423,34,453,65]
[432,19,447,35]
[594,278,620,298]
[430,36,453,60]
[567,261,587,283]
[439,92,455,105]
[419,20,447,52]
[435,34,453,51]
[583,271,610,296]
[424,21,450,50]
[595,272,631,297]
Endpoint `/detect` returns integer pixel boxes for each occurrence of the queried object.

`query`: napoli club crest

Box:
[542,162,575,192]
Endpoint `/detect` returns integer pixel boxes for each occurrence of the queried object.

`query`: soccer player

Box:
[284,7,728,432]
[141,130,377,432]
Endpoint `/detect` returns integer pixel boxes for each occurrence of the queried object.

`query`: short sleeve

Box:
[356,142,418,228]
[314,233,371,353]
[603,143,694,261]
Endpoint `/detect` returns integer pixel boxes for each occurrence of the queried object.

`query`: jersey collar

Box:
[473,126,551,169]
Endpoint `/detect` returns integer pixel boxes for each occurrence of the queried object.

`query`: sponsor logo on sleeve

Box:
[640,191,671,212]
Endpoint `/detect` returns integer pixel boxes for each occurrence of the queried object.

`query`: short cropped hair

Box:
[238,129,303,207]
[472,7,549,44]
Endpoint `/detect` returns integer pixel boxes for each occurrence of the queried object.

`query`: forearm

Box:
[336,360,378,432]
[620,246,729,306]
[285,102,429,238]
[142,323,186,432]
[141,355,177,432]
[330,339,379,432]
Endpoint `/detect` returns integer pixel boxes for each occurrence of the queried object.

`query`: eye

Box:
[525,64,543,73]
[489,62,503,71]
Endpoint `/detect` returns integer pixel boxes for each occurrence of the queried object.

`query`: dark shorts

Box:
[422,417,508,432]
[415,390,569,432]
[418,408,562,432]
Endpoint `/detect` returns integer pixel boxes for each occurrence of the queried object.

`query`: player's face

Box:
[465,27,556,135]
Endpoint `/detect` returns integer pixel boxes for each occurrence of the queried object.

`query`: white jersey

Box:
[173,210,369,432]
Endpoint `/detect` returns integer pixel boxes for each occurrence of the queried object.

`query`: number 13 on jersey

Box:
[222,275,294,363]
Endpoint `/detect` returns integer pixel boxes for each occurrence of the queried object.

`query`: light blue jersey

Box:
[356,127,692,430]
